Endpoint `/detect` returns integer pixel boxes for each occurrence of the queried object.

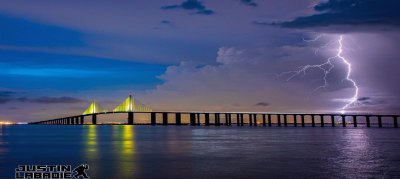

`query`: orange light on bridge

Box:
[0,121,15,125]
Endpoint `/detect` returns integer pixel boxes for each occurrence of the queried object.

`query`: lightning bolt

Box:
[277,35,359,113]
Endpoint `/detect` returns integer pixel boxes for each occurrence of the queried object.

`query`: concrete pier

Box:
[128,112,134,125]
[151,112,156,125]
[176,113,182,125]
[163,112,168,125]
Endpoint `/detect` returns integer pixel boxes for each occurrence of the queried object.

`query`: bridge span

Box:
[29,95,399,128]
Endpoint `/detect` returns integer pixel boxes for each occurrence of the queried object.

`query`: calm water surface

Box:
[0,125,399,178]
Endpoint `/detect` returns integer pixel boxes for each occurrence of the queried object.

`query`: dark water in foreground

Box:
[0,125,399,178]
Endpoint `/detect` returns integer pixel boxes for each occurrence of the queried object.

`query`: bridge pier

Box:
[249,114,253,126]
[215,113,220,126]
[151,112,156,125]
[92,114,97,125]
[224,114,229,126]
[268,114,272,127]
[311,115,315,127]
[205,113,210,126]
[320,115,324,127]
[353,115,357,127]
[190,113,196,126]
[163,112,168,125]
[75,117,80,125]
[228,114,232,126]
[128,112,134,125]
[262,114,266,127]
[283,114,287,127]
[341,115,346,127]
[176,113,181,125]
[197,113,201,125]
[301,115,305,127]
[378,115,382,128]
[294,115,297,127]
[394,116,398,128]
[253,114,257,126]
[71,117,75,125]
[277,114,281,127]
[331,115,335,127]
[240,114,244,126]
[366,115,371,127]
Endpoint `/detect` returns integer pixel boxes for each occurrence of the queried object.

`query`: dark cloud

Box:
[357,96,385,106]
[240,0,257,7]
[17,96,83,104]
[0,91,16,104]
[277,0,400,30]
[160,20,172,24]
[254,102,269,107]
[161,0,214,15]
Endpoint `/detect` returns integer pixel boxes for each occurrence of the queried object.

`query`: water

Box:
[1,125,399,178]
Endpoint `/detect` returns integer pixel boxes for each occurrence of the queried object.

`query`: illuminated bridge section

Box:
[82,100,108,115]
[113,95,152,112]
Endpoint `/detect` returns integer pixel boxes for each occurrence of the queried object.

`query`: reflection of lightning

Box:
[277,35,359,113]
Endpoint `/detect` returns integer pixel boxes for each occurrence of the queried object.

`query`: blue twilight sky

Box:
[0,0,400,122]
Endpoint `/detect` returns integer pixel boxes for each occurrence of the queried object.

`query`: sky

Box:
[0,0,399,122]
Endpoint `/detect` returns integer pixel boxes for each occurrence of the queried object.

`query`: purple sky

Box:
[0,0,399,122]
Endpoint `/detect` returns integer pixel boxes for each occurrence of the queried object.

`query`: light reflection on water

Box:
[0,126,399,178]
[112,125,137,178]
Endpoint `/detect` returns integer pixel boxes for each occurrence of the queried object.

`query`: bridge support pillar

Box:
[341,115,346,127]
[311,115,315,127]
[284,114,287,127]
[225,114,229,126]
[262,114,266,127]
[331,115,335,127]
[151,112,156,125]
[190,113,196,126]
[294,115,297,127]
[92,114,97,125]
[320,115,324,127]
[71,117,75,125]
[353,115,357,127]
[228,114,232,126]
[253,114,257,126]
[236,114,240,126]
[394,116,398,128]
[80,116,84,125]
[240,114,244,126]
[75,117,79,125]
[301,115,305,127]
[128,112,134,125]
[215,113,220,126]
[277,115,281,127]
[197,113,201,125]
[249,114,253,126]
[366,115,371,127]
[378,116,382,128]
[205,113,210,126]
[268,114,272,127]
[163,113,168,125]
[176,113,181,125]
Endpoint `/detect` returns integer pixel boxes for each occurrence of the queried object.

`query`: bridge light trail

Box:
[277,35,359,113]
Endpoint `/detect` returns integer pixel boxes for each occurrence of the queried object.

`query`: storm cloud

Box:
[279,0,400,30]
[161,0,214,15]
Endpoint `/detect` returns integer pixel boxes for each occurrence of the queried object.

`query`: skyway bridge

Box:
[29,95,400,128]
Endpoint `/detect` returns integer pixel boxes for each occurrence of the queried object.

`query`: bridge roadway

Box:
[29,111,400,128]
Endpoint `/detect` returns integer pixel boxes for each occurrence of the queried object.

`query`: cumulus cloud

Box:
[142,45,358,113]
[161,0,214,15]
[278,0,400,31]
